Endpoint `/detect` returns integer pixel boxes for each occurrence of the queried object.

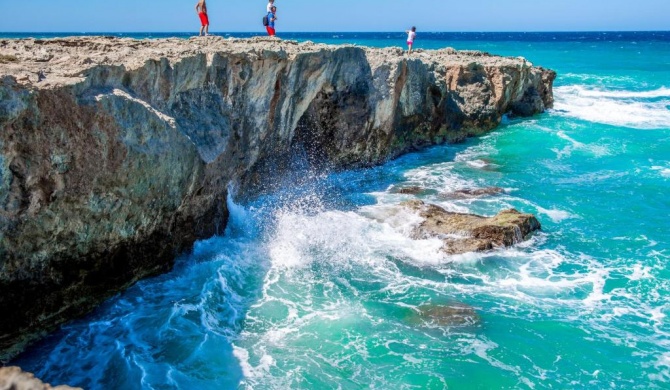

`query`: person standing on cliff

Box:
[267,0,276,14]
[196,0,210,36]
[406,27,417,54]
[266,6,277,37]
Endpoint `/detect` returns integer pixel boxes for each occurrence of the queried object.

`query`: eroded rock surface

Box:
[0,36,554,359]
[0,367,80,390]
[403,200,541,254]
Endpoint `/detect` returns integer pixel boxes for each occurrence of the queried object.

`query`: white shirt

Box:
[407,31,416,43]
[267,2,275,12]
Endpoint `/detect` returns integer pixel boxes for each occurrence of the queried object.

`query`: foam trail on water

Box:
[559,86,670,99]
[553,85,670,129]
[651,165,670,178]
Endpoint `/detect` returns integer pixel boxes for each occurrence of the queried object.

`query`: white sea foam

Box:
[553,85,670,129]
[562,73,636,85]
[268,208,447,269]
[536,206,575,223]
[560,86,670,99]
[402,163,475,193]
[629,264,654,281]
[651,165,670,178]
[233,345,276,379]
[649,353,670,382]
[466,159,491,169]
[554,131,611,157]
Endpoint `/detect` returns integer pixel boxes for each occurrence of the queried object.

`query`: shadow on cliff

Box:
[10,195,254,389]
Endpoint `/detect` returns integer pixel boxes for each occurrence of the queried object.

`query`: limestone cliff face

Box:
[0,37,555,360]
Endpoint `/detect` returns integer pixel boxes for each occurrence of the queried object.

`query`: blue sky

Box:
[0,0,668,32]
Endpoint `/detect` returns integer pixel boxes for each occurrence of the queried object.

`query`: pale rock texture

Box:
[0,36,555,360]
[0,367,80,390]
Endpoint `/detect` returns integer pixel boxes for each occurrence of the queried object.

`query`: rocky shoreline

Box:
[0,36,555,361]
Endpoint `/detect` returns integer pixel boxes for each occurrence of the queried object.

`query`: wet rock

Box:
[440,186,506,199]
[0,367,80,390]
[403,200,540,254]
[389,186,438,196]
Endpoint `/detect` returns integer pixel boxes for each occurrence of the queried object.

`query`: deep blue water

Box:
[2,31,670,42]
[6,32,670,389]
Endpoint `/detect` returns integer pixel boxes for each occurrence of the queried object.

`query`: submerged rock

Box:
[419,304,481,327]
[406,303,481,329]
[402,200,541,254]
[440,186,506,199]
[0,37,554,359]
[389,186,438,196]
[0,367,80,390]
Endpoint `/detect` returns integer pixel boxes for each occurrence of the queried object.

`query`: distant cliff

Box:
[0,36,555,360]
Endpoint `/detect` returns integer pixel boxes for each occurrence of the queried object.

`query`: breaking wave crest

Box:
[553,85,670,129]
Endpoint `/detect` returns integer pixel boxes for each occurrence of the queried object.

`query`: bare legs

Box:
[200,24,209,36]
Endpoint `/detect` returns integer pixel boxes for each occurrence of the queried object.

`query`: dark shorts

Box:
[199,12,209,26]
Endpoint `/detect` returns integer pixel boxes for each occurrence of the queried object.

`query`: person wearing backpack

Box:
[266,6,277,36]
[262,1,277,34]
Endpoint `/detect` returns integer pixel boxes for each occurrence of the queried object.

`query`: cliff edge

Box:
[0,36,555,360]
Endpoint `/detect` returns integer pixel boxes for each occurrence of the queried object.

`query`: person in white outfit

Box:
[406,26,417,54]
[267,0,275,13]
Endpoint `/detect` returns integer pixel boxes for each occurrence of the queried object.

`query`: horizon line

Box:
[2,30,670,34]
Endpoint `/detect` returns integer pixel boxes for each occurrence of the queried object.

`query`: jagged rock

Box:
[0,367,80,390]
[0,55,17,64]
[402,200,540,254]
[33,50,53,63]
[0,37,554,359]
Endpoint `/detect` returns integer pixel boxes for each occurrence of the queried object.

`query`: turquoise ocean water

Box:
[6,32,670,389]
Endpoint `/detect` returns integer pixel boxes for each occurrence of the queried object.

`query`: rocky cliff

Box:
[0,36,555,361]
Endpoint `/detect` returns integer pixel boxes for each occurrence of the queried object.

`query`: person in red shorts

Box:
[266,6,277,36]
[195,0,209,36]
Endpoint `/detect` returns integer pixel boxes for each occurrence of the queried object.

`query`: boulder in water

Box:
[402,200,540,254]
